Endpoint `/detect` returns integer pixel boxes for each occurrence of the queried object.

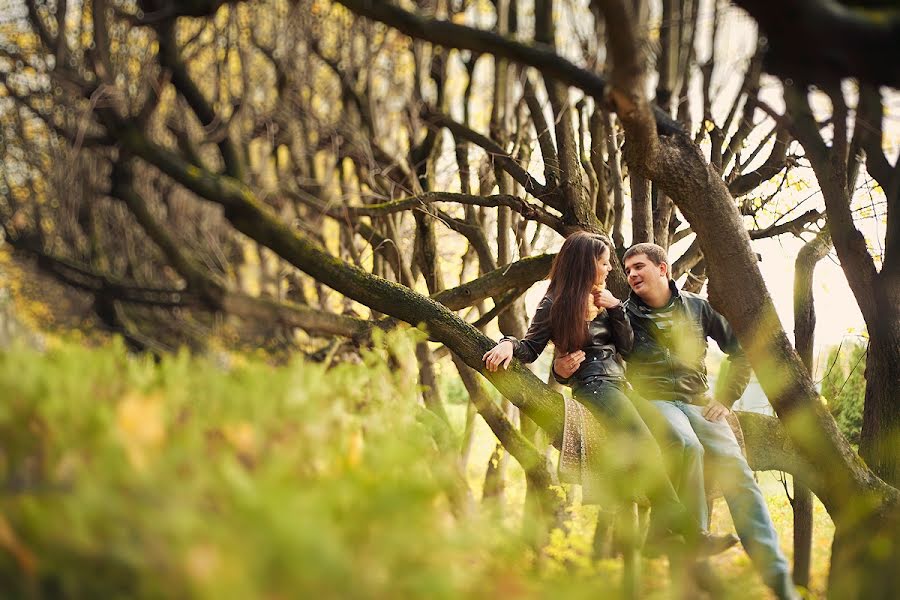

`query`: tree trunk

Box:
[791,483,813,589]
[452,354,561,548]
[859,312,900,487]
[630,173,652,244]
[792,229,830,589]
[483,439,508,503]
[652,191,673,250]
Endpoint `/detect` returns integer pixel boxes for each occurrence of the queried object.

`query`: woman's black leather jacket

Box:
[500,293,633,389]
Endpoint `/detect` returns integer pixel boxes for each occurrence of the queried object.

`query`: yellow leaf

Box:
[116,392,166,471]
[222,422,258,459]
[346,427,364,467]
[185,544,221,582]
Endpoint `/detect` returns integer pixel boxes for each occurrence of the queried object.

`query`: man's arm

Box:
[706,304,752,408]
[607,304,634,358]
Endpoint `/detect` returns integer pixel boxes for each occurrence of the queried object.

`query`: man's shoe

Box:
[696,531,739,556]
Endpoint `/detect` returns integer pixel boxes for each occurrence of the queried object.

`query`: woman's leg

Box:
[575,381,692,536]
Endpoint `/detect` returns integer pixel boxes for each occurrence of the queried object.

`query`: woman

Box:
[483,232,734,555]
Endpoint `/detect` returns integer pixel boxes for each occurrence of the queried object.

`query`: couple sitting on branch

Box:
[483,233,798,600]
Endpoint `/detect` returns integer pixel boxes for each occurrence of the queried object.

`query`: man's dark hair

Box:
[623,242,669,266]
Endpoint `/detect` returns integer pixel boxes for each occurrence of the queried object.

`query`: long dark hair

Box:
[547,232,611,353]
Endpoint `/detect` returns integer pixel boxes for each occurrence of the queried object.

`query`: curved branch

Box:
[523,76,560,187]
[426,111,559,208]
[110,161,226,308]
[432,253,554,311]
[156,21,245,179]
[327,192,564,232]
[671,237,702,280]
[784,84,879,324]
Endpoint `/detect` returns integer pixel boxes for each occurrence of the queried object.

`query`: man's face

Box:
[624,253,668,298]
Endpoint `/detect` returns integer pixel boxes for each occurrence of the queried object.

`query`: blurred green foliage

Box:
[0,334,837,598]
[0,333,544,599]
[821,341,867,445]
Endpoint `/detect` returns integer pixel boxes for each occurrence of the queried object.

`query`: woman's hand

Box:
[553,350,585,379]
[592,288,621,310]
[483,340,514,372]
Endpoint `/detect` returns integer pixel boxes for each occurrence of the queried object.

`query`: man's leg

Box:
[649,400,709,531]
[681,405,798,600]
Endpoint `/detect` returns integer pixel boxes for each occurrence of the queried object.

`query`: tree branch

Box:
[426,111,560,208]
[748,209,823,240]
[432,253,554,311]
[728,128,792,196]
[109,118,570,440]
[784,83,879,324]
[156,21,245,179]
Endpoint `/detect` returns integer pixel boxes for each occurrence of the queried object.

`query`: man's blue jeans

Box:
[651,400,796,600]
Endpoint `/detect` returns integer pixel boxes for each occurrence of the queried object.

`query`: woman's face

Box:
[594,247,612,286]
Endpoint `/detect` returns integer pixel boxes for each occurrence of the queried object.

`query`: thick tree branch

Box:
[738,411,819,490]
[593,0,660,169]
[432,253,554,311]
[111,117,569,440]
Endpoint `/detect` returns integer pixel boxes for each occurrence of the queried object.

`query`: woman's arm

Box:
[484,295,554,370]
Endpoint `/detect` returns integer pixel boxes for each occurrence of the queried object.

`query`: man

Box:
[609,242,796,600]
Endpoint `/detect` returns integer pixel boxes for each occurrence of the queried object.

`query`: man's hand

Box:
[702,400,730,422]
[553,350,585,379]
[483,340,514,372]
